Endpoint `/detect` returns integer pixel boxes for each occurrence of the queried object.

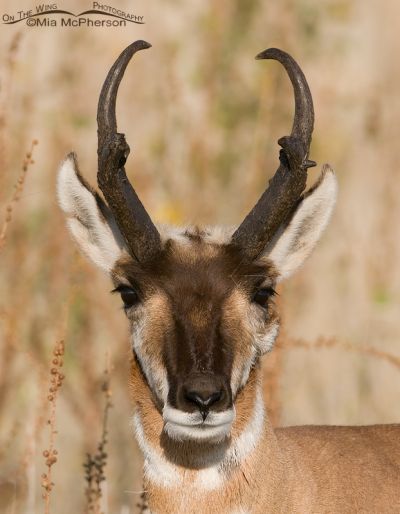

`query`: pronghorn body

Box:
[58,41,400,513]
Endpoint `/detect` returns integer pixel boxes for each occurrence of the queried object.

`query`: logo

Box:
[2,3,145,27]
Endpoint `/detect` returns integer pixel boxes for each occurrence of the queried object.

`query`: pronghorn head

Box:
[58,41,337,444]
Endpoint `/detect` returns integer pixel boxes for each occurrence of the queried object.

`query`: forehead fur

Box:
[112,226,278,296]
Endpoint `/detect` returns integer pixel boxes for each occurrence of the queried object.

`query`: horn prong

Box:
[97,40,161,263]
[231,48,315,259]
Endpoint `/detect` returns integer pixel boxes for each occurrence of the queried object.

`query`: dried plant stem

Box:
[282,336,400,370]
[84,358,113,514]
[0,139,38,252]
[41,340,65,514]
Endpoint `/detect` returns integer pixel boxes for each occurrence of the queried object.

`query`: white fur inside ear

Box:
[266,165,338,281]
[57,153,125,272]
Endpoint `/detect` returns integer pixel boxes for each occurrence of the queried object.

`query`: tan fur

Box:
[130,358,400,514]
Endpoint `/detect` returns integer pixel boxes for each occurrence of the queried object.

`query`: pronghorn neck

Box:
[129,357,291,514]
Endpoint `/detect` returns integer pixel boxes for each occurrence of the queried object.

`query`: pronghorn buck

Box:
[58,41,400,513]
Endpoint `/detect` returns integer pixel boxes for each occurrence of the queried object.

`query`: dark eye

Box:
[112,285,140,309]
[253,287,276,307]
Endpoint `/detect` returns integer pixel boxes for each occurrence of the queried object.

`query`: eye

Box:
[252,287,276,308]
[112,285,140,309]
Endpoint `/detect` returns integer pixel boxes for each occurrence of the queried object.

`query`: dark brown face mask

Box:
[96,41,315,265]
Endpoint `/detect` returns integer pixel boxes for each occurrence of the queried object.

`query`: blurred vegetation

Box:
[0,0,400,512]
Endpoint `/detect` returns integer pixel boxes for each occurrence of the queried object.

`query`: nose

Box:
[185,390,222,412]
[177,374,231,417]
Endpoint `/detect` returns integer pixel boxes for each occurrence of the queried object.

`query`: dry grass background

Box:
[0,0,400,512]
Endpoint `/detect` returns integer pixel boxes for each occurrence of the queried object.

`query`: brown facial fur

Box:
[113,229,279,411]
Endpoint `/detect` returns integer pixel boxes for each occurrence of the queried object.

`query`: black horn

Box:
[231,48,316,259]
[97,40,161,263]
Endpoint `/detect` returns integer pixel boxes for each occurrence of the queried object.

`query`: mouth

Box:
[162,405,235,443]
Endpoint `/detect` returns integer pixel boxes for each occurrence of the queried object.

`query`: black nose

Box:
[185,390,222,410]
[176,373,231,417]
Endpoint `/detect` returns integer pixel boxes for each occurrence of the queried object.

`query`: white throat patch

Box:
[132,385,265,492]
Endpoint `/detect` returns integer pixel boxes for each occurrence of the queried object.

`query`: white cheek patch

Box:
[130,318,169,405]
[231,316,279,395]
[239,349,257,391]
[223,386,265,468]
[231,307,280,396]
[230,346,257,397]
[255,321,279,354]
[248,301,280,355]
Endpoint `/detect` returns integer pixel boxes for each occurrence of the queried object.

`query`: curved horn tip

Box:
[130,40,152,50]
[255,47,288,61]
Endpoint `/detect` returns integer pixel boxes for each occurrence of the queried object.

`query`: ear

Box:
[57,153,126,272]
[264,165,338,281]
